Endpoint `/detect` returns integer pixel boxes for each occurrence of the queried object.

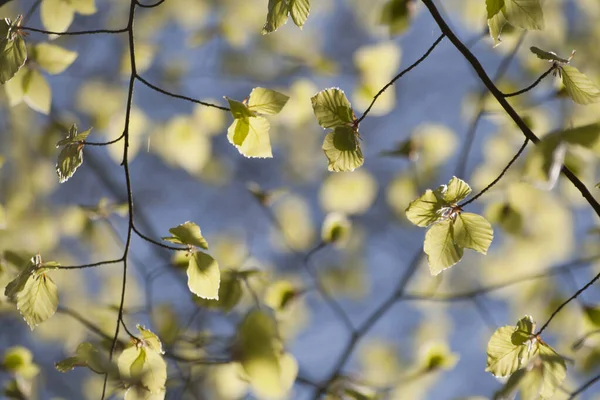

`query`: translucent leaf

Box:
[486,0,505,18]
[311,88,355,129]
[3,346,39,378]
[118,347,167,394]
[560,122,600,148]
[55,342,103,373]
[194,269,242,312]
[226,97,255,119]
[560,65,600,105]
[443,176,472,204]
[41,0,75,33]
[0,19,27,84]
[264,280,298,311]
[14,270,58,330]
[503,0,544,30]
[56,142,84,183]
[380,0,414,36]
[22,68,51,114]
[530,46,570,64]
[162,221,208,250]
[32,43,78,74]
[136,325,164,354]
[321,212,352,245]
[486,316,538,378]
[536,344,567,399]
[322,126,364,172]
[262,0,289,34]
[419,342,459,372]
[423,220,463,275]
[125,387,166,400]
[227,116,272,158]
[247,87,289,115]
[68,0,97,15]
[453,212,494,254]
[4,65,25,105]
[488,10,507,47]
[289,0,310,28]
[187,251,220,300]
[405,189,442,228]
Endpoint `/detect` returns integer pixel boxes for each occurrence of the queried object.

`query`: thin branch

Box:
[420,0,600,218]
[135,75,230,111]
[132,224,187,251]
[136,0,166,8]
[355,33,445,125]
[460,138,529,207]
[502,66,556,98]
[57,258,123,270]
[20,26,128,35]
[84,133,125,147]
[567,373,600,399]
[56,306,115,343]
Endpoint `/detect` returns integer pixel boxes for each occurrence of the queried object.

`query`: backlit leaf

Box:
[486,316,538,378]
[262,0,289,34]
[0,19,27,84]
[560,65,600,105]
[32,43,77,74]
[423,219,463,275]
[311,88,355,129]
[322,126,363,172]
[23,68,51,114]
[55,342,103,373]
[453,212,494,254]
[488,10,507,47]
[226,97,255,119]
[289,0,310,28]
[321,212,352,245]
[530,46,570,64]
[380,0,414,36]
[118,346,167,394]
[194,269,242,312]
[136,325,164,354]
[14,270,58,330]
[41,0,75,33]
[69,0,97,15]
[443,176,472,204]
[486,0,505,18]
[247,87,289,115]
[187,251,220,300]
[405,189,443,228]
[162,221,208,250]
[56,142,84,183]
[503,0,544,30]
[227,116,272,158]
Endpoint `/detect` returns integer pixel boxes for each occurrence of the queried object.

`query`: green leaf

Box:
[227,116,272,158]
[0,19,27,84]
[11,269,58,330]
[289,0,310,28]
[194,269,242,312]
[187,251,220,300]
[560,65,600,105]
[419,342,459,372]
[55,342,104,373]
[4,65,25,105]
[162,221,208,250]
[560,122,600,148]
[424,220,463,275]
[486,316,538,378]
[321,212,352,245]
[247,87,289,115]
[486,0,505,18]
[136,325,164,354]
[453,212,494,254]
[32,43,78,74]
[380,0,414,36]
[118,346,167,394]
[41,0,75,33]
[225,97,255,119]
[322,126,364,172]
[405,189,443,228]
[23,68,51,114]
[535,344,567,399]
[265,280,298,311]
[503,0,544,30]
[69,0,97,15]
[443,176,471,204]
[3,346,39,378]
[56,142,84,183]
[262,0,289,34]
[311,88,355,129]
[488,10,507,48]
[530,46,570,64]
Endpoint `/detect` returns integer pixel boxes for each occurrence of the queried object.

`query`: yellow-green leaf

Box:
[56,142,84,183]
[247,87,289,115]
[443,176,471,204]
[322,126,364,172]
[162,221,208,250]
[136,325,164,354]
[226,97,255,119]
[561,65,600,105]
[503,0,544,30]
[187,251,220,300]
[3,346,39,378]
[530,46,570,64]
[486,316,538,378]
[453,212,494,254]
[0,19,27,84]
[118,346,167,394]
[194,269,242,312]
[32,43,78,74]
[68,0,97,15]
[289,0,310,28]
[4,65,26,105]
[405,189,442,228]
[311,88,355,129]
[486,0,505,18]
[55,342,103,373]
[321,212,352,245]
[41,0,75,33]
[23,68,51,115]
[423,220,463,275]
[14,270,58,330]
[262,0,289,34]
[264,280,298,312]
[227,116,272,158]
[488,10,507,47]
[380,0,414,36]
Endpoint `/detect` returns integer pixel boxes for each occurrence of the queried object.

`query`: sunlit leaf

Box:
[11,269,58,330]
[264,280,298,311]
[118,346,167,394]
[322,126,363,172]
[162,221,208,250]
[311,88,355,129]
[321,212,352,245]
[226,97,255,119]
[247,87,289,115]
[380,0,414,36]
[68,0,97,15]
[56,142,85,183]
[503,0,544,30]
[262,0,289,34]
[289,0,310,28]
[23,68,51,114]
[488,10,507,47]
[55,342,104,373]
[4,65,25,105]
[32,43,78,74]
[187,251,220,300]
[194,269,242,312]
[423,219,463,275]
[405,189,442,228]
[530,46,570,64]
[419,342,459,372]
[486,316,538,378]
[0,18,27,84]
[41,0,75,33]
[560,65,600,105]
[227,116,272,158]
[443,176,472,204]
[2,346,39,379]
[486,0,505,18]
[136,325,164,354]
[453,212,494,254]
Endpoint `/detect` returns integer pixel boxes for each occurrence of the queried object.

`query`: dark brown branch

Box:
[136,0,166,7]
[84,133,125,147]
[20,26,128,35]
[132,224,187,251]
[502,66,555,98]
[58,258,123,270]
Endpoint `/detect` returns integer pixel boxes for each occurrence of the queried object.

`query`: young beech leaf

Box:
[56,125,91,183]
[530,46,571,64]
[311,88,355,129]
[41,0,75,33]
[423,219,463,276]
[118,347,167,394]
[405,189,443,228]
[289,0,310,28]
[226,97,255,119]
[32,43,78,74]
[560,65,600,105]
[247,87,290,115]
[322,126,364,172]
[488,9,507,48]
[262,0,290,34]
[503,0,544,31]
[321,212,352,245]
[136,325,164,354]
[162,221,208,250]
[486,316,538,378]
[194,269,243,312]
[486,0,505,19]
[0,18,27,85]
[22,68,51,115]
[453,212,494,254]
[3,346,39,378]
[442,176,472,204]
[55,342,104,373]
[264,280,299,311]
[227,116,272,158]
[187,251,220,300]
[380,0,415,36]
[419,342,459,372]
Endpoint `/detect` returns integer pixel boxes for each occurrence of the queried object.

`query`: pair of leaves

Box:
[487,316,566,400]
[40,0,96,34]
[311,88,364,172]
[262,0,310,34]
[236,309,298,398]
[225,87,289,158]
[56,124,92,183]
[486,0,544,47]
[405,177,494,275]
[162,221,220,300]
[118,325,167,396]
[530,46,600,105]
[4,254,60,330]
[0,16,27,84]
